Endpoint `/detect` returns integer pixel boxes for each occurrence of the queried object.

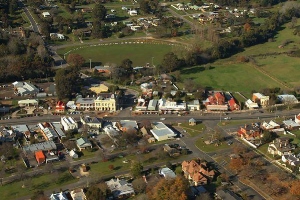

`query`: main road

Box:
[19,0,40,33]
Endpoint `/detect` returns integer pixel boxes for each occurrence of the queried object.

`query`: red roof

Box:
[35,151,45,164]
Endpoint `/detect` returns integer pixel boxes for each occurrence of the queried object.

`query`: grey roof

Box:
[82,116,102,124]
[76,98,95,104]
[23,141,57,153]
[216,189,242,200]
[147,99,158,110]
[11,125,29,134]
[159,167,176,178]
[51,122,66,138]
[43,127,58,140]
[76,138,91,147]
[120,120,138,129]
[150,122,176,137]
[189,118,196,122]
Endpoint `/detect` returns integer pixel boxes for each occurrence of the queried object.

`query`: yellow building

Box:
[94,93,117,111]
[90,84,109,94]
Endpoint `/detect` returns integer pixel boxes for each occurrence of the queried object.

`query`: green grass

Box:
[178,122,206,137]
[0,172,76,200]
[195,138,232,152]
[181,62,281,93]
[57,43,173,66]
[217,119,261,127]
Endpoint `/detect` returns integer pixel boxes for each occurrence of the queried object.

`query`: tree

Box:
[31,190,48,200]
[147,176,189,200]
[93,4,107,21]
[86,185,106,200]
[67,54,85,68]
[290,180,300,196]
[261,131,276,144]
[120,58,133,75]
[130,161,143,178]
[132,178,147,194]
[229,158,243,173]
[161,52,180,73]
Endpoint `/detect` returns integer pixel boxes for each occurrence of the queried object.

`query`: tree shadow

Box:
[181,66,206,74]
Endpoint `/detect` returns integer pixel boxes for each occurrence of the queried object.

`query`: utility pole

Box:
[89,59,92,70]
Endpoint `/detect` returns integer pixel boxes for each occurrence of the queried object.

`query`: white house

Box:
[50,33,65,40]
[61,116,78,131]
[245,99,259,109]
[70,188,86,200]
[159,167,176,178]
[42,12,51,18]
[150,122,176,141]
[18,99,39,107]
[69,150,78,159]
[128,10,138,16]
[106,178,135,198]
[49,192,68,200]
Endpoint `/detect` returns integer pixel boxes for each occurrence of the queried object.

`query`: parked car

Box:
[160,118,165,120]
[224,117,232,120]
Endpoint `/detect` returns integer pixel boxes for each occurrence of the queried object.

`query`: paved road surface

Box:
[19,1,40,33]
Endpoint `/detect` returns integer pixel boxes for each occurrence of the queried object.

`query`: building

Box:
[49,192,68,200]
[18,99,38,107]
[268,137,294,156]
[158,99,186,111]
[80,116,103,133]
[50,33,65,40]
[89,84,109,94]
[23,141,57,154]
[261,120,280,131]
[106,178,135,199]
[70,188,87,200]
[215,189,242,200]
[128,10,138,16]
[76,138,92,151]
[55,101,65,113]
[61,116,78,131]
[228,98,240,111]
[76,98,95,110]
[150,122,176,141]
[282,119,300,130]
[94,93,117,111]
[118,120,138,132]
[187,100,200,111]
[237,124,262,141]
[50,122,66,139]
[277,95,298,104]
[245,99,259,110]
[189,118,197,126]
[13,81,39,96]
[159,167,176,178]
[147,99,158,111]
[42,12,51,17]
[94,66,111,74]
[252,93,269,107]
[204,92,227,111]
[295,114,300,124]
[182,160,215,186]
[35,150,45,164]
[69,150,78,159]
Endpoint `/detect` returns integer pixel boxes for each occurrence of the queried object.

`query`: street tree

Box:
[290,180,300,196]
[67,54,86,68]
[130,161,143,178]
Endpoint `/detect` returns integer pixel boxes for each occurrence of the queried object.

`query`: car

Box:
[224,117,232,120]
[227,140,233,145]
[160,118,165,120]
[122,6,127,10]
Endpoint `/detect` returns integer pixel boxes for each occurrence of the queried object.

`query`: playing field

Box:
[57,43,174,66]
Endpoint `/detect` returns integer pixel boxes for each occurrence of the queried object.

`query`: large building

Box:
[61,116,78,131]
[252,93,269,107]
[94,93,117,111]
[12,81,39,96]
[150,122,176,141]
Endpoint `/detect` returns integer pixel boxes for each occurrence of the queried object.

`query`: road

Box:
[167,8,194,27]
[19,1,40,33]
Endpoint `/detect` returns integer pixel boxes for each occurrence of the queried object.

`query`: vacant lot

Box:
[57,43,173,66]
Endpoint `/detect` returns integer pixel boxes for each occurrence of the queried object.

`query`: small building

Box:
[106,178,135,199]
[283,119,300,130]
[70,188,87,200]
[61,116,78,131]
[189,118,197,126]
[159,167,176,178]
[80,116,103,133]
[55,101,65,113]
[187,100,200,111]
[147,99,158,111]
[76,98,95,110]
[261,120,280,131]
[42,12,50,18]
[49,192,68,200]
[128,10,138,16]
[268,137,294,156]
[50,33,65,40]
[228,98,240,111]
[118,120,138,132]
[35,150,45,164]
[42,127,58,141]
[18,99,38,107]
[150,122,176,141]
[237,124,262,141]
[76,138,92,151]
[252,93,269,107]
[69,150,78,159]
[245,99,259,109]
[23,141,57,154]
[94,66,111,74]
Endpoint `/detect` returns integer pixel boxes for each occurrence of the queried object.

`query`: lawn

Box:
[218,119,261,127]
[0,172,76,200]
[181,62,281,93]
[57,43,173,66]
[178,122,206,137]
[195,138,232,152]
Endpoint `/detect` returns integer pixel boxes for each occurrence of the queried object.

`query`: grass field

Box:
[178,122,206,137]
[195,137,232,152]
[58,43,173,66]
[181,62,281,93]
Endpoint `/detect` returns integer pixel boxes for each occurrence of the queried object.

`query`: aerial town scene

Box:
[1,0,300,200]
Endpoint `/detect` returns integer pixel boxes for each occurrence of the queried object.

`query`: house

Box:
[11,124,30,139]
[42,12,50,18]
[94,93,117,111]
[268,137,294,156]
[283,119,300,130]
[49,192,68,200]
[205,92,228,111]
[70,188,87,200]
[23,141,57,154]
[187,100,200,111]
[128,10,138,16]
[55,101,65,113]
[159,167,176,178]
[76,98,95,110]
[50,33,65,40]
[261,120,280,130]
[13,81,39,96]
[237,124,262,141]
[76,138,92,151]
[18,99,39,107]
[277,94,298,104]
[61,116,78,131]
[150,122,176,141]
[41,127,58,141]
[106,178,135,198]
[182,160,215,186]
[89,84,109,94]
[245,99,259,109]
[228,98,240,111]
[80,116,103,133]
[0,126,15,142]
[163,144,180,157]
[215,189,242,200]
[35,150,45,164]
[282,153,300,167]
[69,150,78,159]
[252,93,269,107]
[66,101,77,110]
[189,118,197,126]
[118,120,138,132]
[147,99,158,111]
[50,122,66,139]
[158,99,186,111]
[295,114,300,124]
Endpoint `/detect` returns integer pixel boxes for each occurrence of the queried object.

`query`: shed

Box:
[189,118,196,126]
[69,150,78,159]
[35,151,45,164]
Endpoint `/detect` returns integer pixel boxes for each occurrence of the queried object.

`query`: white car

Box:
[122,6,127,10]
[224,117,232,120]
[160,118,165,120]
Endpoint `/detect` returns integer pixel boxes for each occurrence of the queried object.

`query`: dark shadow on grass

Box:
[181,66,206,74]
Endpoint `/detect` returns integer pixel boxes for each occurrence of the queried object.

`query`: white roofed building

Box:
[61,116,78,131]
[150,122,176,141]
[106,178,135,198]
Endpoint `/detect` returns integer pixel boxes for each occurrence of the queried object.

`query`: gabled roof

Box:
[76,138,91,147]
